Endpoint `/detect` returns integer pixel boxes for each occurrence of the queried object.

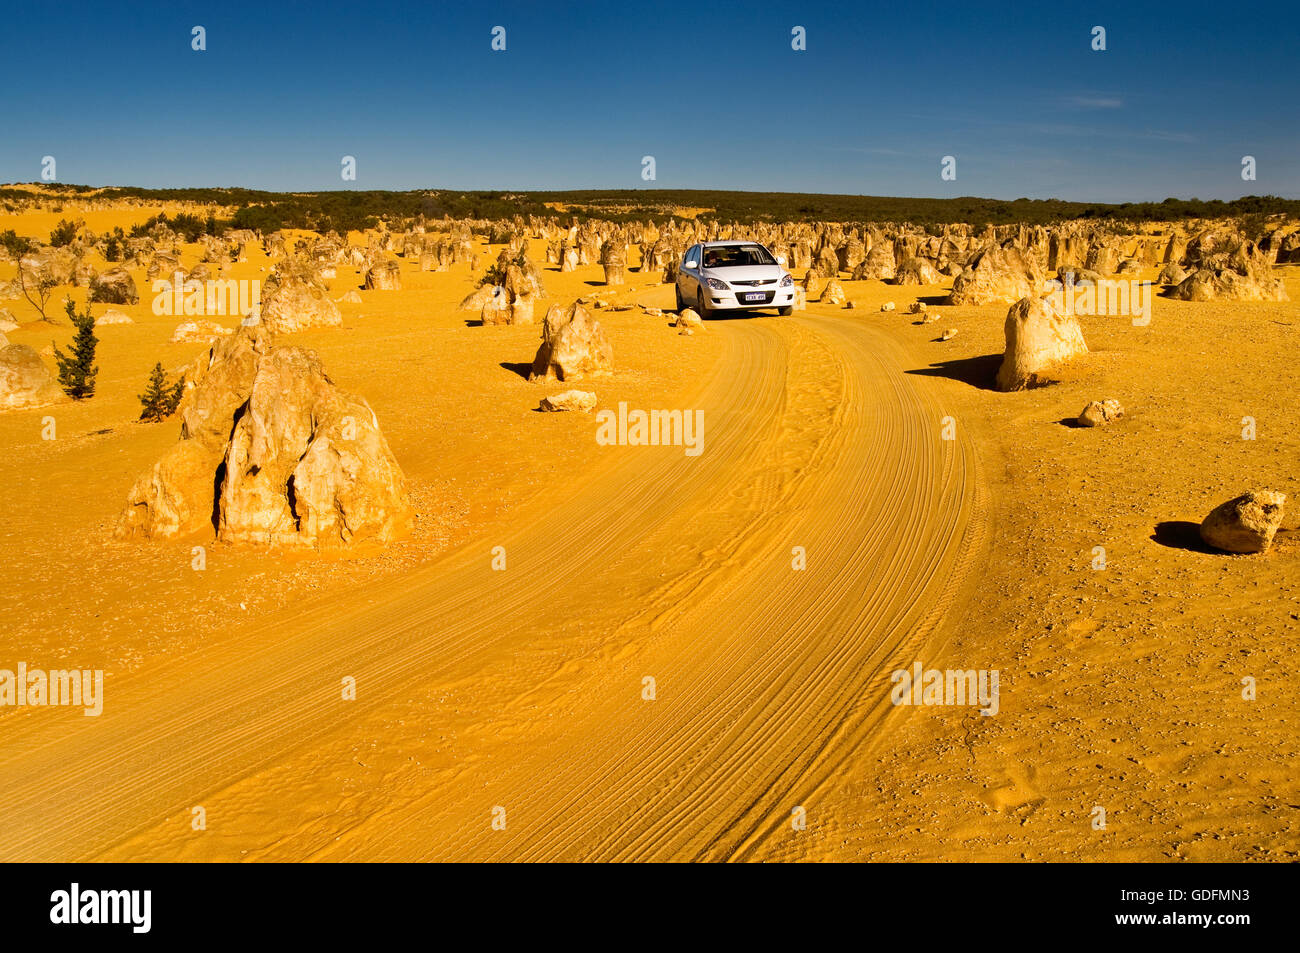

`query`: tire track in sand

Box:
[0,309,980,862]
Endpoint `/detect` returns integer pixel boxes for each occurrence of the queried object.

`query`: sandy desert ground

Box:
[0,197,1296,862]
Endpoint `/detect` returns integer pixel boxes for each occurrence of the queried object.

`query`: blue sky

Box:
[3,0,1296,201]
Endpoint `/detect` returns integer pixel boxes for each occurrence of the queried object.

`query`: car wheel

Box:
[675,285,685,312]
[696,288,709,318]
[777,306,793,316]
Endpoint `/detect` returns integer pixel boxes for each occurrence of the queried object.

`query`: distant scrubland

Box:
[3,183,1298,235]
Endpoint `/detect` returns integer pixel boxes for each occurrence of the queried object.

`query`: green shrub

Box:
[0,228,33,259]
[53,299,98,399]
[138,362,185,422]
[49,218,78,247]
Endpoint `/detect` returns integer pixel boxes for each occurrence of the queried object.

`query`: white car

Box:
[675,240,795,316]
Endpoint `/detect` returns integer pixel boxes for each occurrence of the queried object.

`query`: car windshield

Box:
[702,244,775,268]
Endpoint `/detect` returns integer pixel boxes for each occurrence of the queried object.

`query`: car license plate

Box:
[744,292,765,301]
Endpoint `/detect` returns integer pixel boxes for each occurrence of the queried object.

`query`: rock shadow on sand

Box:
[1151,521,1219,554]
[905,354,1002,391]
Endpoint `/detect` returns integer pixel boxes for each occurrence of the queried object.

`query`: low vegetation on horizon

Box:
[3,183,1298,235]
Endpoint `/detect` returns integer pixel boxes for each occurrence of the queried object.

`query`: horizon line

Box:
[3,182,1296,208]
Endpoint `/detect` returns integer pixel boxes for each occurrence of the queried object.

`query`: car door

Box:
[679,245,700,297]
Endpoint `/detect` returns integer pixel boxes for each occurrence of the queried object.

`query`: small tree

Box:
[53,299,98,399]
[138,362,185,422]
[13,259,58,322]
[2,230,58,322]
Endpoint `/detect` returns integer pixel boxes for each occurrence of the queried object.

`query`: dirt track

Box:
[0,299,983,862]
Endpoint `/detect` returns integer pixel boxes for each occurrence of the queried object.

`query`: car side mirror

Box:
[776,255,787,266]
[685,260,698,269]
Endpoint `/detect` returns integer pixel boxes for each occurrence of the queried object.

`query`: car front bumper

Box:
[704,286,796,310]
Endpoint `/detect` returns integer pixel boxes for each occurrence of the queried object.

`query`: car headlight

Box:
[706,277,729,291]
[779,273,793,287]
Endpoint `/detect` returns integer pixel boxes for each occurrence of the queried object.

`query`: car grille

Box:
[730,279,777,286]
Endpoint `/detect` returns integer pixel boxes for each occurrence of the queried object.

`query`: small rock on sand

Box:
[1078,399,1124,427]
[1200,490,1286,554]
[675,309,703,332]
[539,390,597,413]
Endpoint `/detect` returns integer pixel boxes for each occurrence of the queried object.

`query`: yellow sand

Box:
[0,201,1295,861]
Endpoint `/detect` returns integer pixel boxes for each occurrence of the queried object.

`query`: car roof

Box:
[700,240,764,247]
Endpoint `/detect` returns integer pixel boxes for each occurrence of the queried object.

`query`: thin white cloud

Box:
[818,145,912,157]
[1066,96,1125,109]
